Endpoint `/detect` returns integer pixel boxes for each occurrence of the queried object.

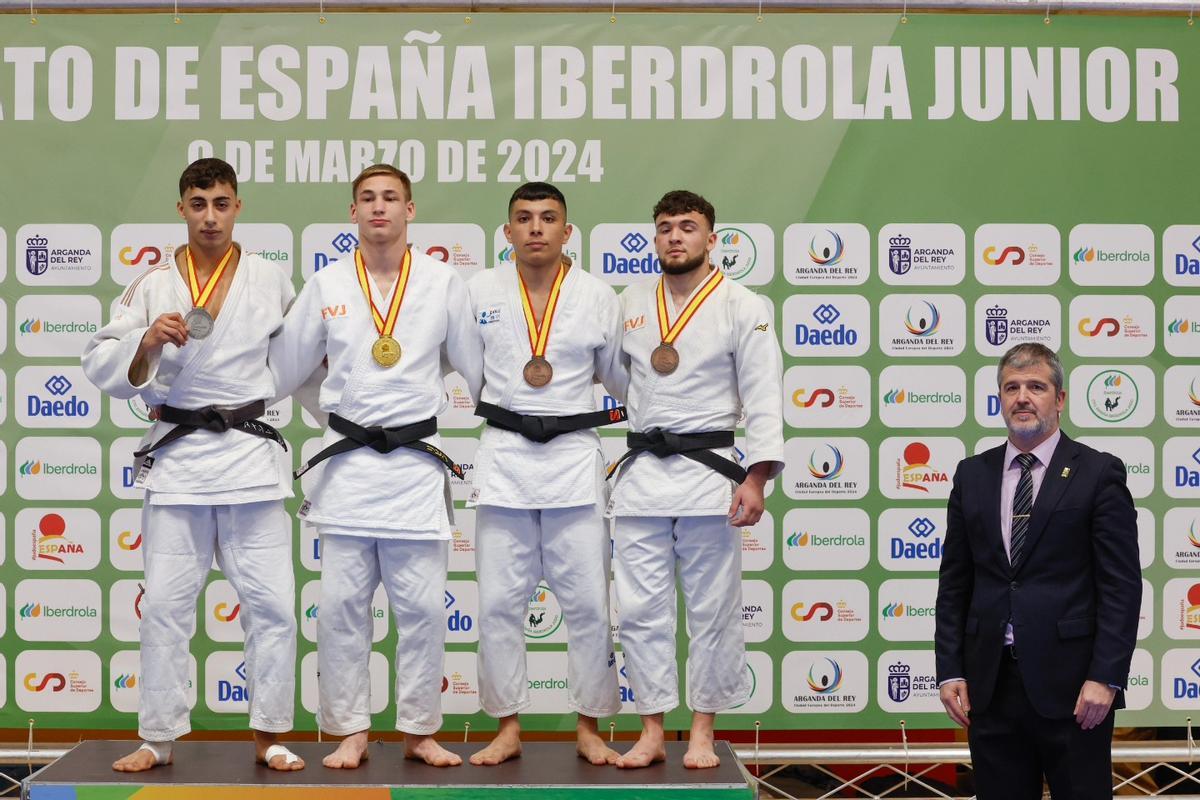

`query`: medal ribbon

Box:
[518,262,566,359]
[355,247,413,338]
[186,246,235,309]
[656,267,724,345]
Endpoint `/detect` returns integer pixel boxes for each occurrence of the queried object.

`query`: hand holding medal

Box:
[184,245,235,339]
[356,247,413,368]
[518,261,567,387]
[651,267,724,375]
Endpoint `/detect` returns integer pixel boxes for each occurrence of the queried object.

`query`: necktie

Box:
[1009,452,1037,567]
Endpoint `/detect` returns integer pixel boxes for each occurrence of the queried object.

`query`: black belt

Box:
[294,414,461,480]
[476,401,627,444]
[606,428,747,485]
[133,400,286,458]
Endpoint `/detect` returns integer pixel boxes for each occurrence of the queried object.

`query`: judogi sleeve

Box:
[733,291,785,478]
[81,273,156,398]
[594,285,629,404]
[268,276,328,416]
[443,271,484,402]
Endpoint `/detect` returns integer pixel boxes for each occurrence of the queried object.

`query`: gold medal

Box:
[653,268,724,376]
[517,261,567,389]
[356,248,412,369]
[650,343,680,375]
[523,356,554,387]
[372,335,401,367]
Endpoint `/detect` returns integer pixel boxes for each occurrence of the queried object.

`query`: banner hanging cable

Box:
[0,0,1199,12]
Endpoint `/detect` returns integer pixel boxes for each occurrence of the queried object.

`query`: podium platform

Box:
[23,740,753,799]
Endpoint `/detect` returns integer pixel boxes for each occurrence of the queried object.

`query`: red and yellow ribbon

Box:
[186,245,235,309]
[355,247,413,338]
[518,262,567,359]
[656,267,724,345]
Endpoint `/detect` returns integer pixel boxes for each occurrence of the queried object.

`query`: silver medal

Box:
[185,307,214,339]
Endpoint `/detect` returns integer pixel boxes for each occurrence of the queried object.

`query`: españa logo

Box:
[31,513,82,564]
[898,442,949,492]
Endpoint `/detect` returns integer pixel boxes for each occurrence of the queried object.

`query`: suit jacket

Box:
[934,432,1141,719]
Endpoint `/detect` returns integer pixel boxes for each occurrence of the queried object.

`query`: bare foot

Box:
[257,745,305,771]
[615,734,666,769]
[576,725,619,765]
[683,710,720,768]
[405,734,462,767]
[112,745,169,772]
[322,731,369,769]
[469,731,521,765]
[683,742,720,769]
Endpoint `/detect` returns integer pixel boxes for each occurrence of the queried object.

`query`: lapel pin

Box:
[1061,467,1071,478]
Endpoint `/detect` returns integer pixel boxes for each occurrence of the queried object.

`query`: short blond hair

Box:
[351,164,412,202]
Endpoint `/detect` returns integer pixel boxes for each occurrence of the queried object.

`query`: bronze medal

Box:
[523,356,553,387]
[372,335,401,367]
[650,343,680,375]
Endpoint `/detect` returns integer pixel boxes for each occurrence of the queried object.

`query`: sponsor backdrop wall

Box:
[0,11,1196,733]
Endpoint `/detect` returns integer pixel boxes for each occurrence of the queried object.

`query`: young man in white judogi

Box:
[82,158,302,773]
[270,164,481,769]
[466,183,624,766]
[609,190,784,770]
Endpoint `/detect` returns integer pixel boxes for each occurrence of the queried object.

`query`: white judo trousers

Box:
[612,514,751,716]
[139,500,296,741]
[316,533,449,736]
[475,503,620,718]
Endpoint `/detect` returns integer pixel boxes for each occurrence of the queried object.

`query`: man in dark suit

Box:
[935,343,1141,799]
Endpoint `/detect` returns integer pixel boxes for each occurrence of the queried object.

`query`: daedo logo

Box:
[18,367,99,428]
[878,510,946,568]
[1162,649,1200,708]
[1164,226,1200,286]
[300,223,359,278]
[588,224,659,284]
[782,295,870,358]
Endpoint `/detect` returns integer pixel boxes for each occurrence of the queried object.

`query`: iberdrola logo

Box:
[19,319,43,334]
[20,460,42,475]
[1073,246,1097,263]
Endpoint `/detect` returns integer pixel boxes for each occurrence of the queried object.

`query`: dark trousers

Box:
[968,647,1115,800]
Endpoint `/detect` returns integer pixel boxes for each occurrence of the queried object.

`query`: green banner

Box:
[0,12,1196,733]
